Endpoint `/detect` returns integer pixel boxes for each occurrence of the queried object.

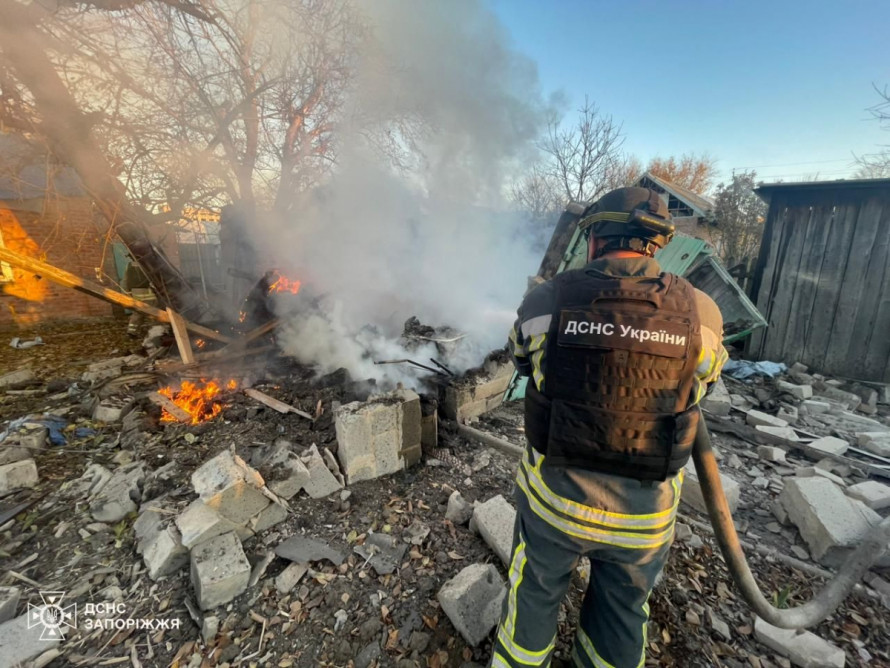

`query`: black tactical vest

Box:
[524,267,702,481]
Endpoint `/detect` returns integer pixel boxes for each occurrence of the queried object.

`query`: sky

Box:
[487,0,889,186]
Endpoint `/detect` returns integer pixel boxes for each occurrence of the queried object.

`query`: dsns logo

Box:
[27,591,77,641]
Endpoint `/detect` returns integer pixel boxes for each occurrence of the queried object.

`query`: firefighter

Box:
[121,256,157,337]
[492,187,728,668]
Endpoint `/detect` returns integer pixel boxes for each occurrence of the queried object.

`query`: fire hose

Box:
[453,415,890,629]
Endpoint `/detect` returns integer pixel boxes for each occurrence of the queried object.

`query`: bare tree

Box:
[645,153,717,194]
[710,171,766,267]
[539,97,625,203]
[854,84,890,178]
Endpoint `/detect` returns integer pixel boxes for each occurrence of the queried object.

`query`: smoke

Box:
[265,0,554,389]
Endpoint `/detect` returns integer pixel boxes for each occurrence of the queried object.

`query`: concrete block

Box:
[192,451,270,525]
[777,405,799,424]
[0,368,35,389]
[795,467,847,487]
[82,360,123,383]
[176,500,242,549]
[816,386,861,411]
[856,432,890,458]
[249,502,288,533]
[446,490,474,525]
[143,525,189,580]
[756,425,799,441]
[0,608,62,665]
[801,400,831,415]
[0,586,21,624]
[779,477,881,567]
[746,410,788,429]
[253,444,309,500]
[92,397,135,423]
[190,531,251,610]
[0,444,31,467]
[89,463,145,523]
[846,481,890,511]
[730,393,755,410]
[301,445,343,498]
[701,378,731,416]
[442,361,513,422]
[757,446,787,463]
[808,436,849,457]
[472,495,516,566]
[334,389,421,483]
[0,459,38,494]
[776,381,813,400]
[437,563,507,646]
[275,563,308,594]
[754,617,845,668]
[681,463,740,515]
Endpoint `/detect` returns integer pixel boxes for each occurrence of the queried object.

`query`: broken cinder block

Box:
[89,462,145,523]
[0,459,38,494]
[442,358,513,422]
[701,378,731,416]
[776,380,813,401]
[334,389,421,484]
[753,616,845,668]
[846,480,890,511]
[808,436,849,457]
[301,445,343,498]
[681,462,740,515]
[252,442,310,500]
[192,450,270,525]
[746,410,788,429]
[472,494,516,567]
[437,563,507,647]
[190,531,251,610]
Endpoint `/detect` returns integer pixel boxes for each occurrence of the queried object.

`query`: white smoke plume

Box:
[264,0,555,389]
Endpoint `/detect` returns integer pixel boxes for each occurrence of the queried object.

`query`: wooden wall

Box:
[748,184,890,381]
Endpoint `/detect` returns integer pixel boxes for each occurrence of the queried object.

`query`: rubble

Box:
[845,480,890,510]
[756,446,787,463]
[334,388,422,483]
[755,425,799,441]
[807,436,849,456]
[0,368,35,389]
[776,380,813,400]
[815,386,861,412]
[0,458,38,493]
[437,563,507,646]
[753,617,845,668]
[275,562,308,594]
[472,494,516,566]
[0,586,20,624]
[701,378,731,416]
[248,501,288,532]
[801,399,831,414]
[192,450,270,525]
[251,442,310,500]
[857,432,890,457]
[176,500,244,549]
[796,467,847,487]
[0,608,62,665]
[442,355,513,422]
[446,490,474,525]
[92,396,135,423]
[779,477,882,567]
[354,533,407,575]
[89,462,145,522]
[142,525,189,580]
[746,410,789,429]
[301,444,344,498]
[681,463,741,514]
[190,531,251,610]
[275,535,346,566]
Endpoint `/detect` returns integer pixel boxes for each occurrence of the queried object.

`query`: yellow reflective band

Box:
[521,455,680,530]
[516,475,674,549]
[497,627,554,666]
[491,652,512,668]
[577,628,618,668]
[503,536,528,639]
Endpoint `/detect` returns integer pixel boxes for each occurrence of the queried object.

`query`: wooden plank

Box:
[0,246,233,343]
[855,194,890,380]
[166,308,196,364]
[243,388,313,420]
[824,196,885,375]
[147,391,191,422]
[760,202,810,361]
[749,197,791,357]
[788,202,834,360]
[803,198,860,370]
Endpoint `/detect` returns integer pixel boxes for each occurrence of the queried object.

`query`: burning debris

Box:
[158,379,239,425]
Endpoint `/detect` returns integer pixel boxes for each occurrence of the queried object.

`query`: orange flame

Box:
[195,338,206,349]
[268,273,301,295]
[238,311,247,323]
[159,378,237,425]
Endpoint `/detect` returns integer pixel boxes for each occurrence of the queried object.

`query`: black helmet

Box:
[579,187,674,257]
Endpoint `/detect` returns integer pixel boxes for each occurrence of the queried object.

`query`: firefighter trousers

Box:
[490,451,679,668]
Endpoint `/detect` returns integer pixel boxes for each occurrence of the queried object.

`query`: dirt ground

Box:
[1,318,889,668]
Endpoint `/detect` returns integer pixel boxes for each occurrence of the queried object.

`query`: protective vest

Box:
[524,268,702,481]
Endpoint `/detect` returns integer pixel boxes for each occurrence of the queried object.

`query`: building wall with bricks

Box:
[0,197,116,327]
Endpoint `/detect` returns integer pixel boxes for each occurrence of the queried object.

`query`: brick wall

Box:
[0,197,115,327]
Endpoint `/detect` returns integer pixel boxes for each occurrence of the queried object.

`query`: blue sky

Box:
[488,0,889,186]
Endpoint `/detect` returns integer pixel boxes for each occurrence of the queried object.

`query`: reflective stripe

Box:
[521,314,553,338]
[491,652,513,668]
[503,536,528,638]
[497,627,554,666]
[522,454,680,530]
[516,475,674,549]
[577,628,617,668]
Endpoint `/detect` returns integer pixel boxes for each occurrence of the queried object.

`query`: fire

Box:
[159,378,237,424]
[268,272,301,295]
[238,311,247,323]
[195,338,206,349]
